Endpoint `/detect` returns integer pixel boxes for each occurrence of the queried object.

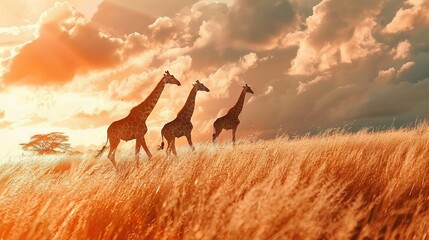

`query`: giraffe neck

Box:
[133,78,166,120]
[177,87,198,121]
[228,89,247,118]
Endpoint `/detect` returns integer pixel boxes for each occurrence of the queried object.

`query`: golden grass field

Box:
[1,124,429,239]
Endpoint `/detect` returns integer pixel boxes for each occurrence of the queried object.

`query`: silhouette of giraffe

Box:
[96,71,181,168]
[159,80,210,156]
[212,84,254,144]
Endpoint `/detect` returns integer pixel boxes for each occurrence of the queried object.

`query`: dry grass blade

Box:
[1,124,429,239]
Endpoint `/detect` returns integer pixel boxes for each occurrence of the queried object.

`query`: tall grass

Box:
[1,124,429,239]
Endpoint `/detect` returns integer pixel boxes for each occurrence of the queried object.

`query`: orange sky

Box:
[0,0,429,154]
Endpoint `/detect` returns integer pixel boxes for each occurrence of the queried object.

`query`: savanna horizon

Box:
[2,124,429,239]
[1,0,429,152]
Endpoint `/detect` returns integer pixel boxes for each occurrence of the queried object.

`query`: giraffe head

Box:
[163,71,181,86]
[193,80,210,92]
[243,84,254,94]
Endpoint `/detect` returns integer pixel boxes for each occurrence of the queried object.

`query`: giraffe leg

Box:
[171,139,177,157]
[185,133,195,151]
[166,138,171,157]
[108,138,120,169]
[164,134,174,157]
[232,127,237,145]
[140,137,152,159]
[135,138,142,168]
[213,127,222,143]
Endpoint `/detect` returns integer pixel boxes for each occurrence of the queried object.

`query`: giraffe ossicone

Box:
[96,71,181,168]
[159,80,210,156]
[212,84,254,144]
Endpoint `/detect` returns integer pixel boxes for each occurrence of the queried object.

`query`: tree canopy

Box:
[20,132,71,155]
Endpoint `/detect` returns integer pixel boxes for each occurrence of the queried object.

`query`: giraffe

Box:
[212,84,254,144]
[96,71,181,168]
[158,80,210,156]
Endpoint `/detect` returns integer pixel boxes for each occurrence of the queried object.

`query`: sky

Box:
[0,0,428,154]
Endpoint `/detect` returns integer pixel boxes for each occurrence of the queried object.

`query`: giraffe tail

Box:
[157,132,165,150]
[95,136,109,158]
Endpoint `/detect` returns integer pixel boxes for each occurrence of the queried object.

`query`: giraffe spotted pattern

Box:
[212,84,254,144]
[96,71,181,168]
[159,80,210,156]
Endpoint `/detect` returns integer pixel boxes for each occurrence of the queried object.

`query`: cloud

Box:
[297,76,327,94]
[122,33,149,57]
[108,55,193,101]
[288,0,384,75]
[192,20,222,49]
[1,2,148,85]
[100,0,199,18]
[57,110,118,129]
[91,1,155,35]
[359,78,429,120]
[226,0,298,48]
[264,85,274,95]
[375,68,396,85]
[0,121,12,128]
[0,0,57,26]
[238,36,428,136]
[189,2,229,47]
[391,40,411,59]
[22,114,49,126]
[383,0,429,33]
[0,110,15,128]
[202,52,258,98]
[0,24,37,46]
[398,61,415,75]
[148,17,180,44]
[247,85,273,104]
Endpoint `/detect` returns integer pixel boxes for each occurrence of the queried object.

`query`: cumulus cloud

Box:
[148,17,180,44]
[92,0,201,36]
[224,0,429,136]
[192,20,222,49]
[297,76,327,94]
[102,0,199,18]
[289,0,384,75]
[0,24,37,46]
[398,61,415,75]
[91,1,155,35]
[202,52,258,98]
[375,68,396,85]
[391,40,412,59]
[108,55,193,101]
[383,0,429,33]
[2,2,148,85]
[247,85,273,104]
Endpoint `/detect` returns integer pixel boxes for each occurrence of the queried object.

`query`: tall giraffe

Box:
[159,80,210,156]
[97,71,181,168]
[212,84,254,144]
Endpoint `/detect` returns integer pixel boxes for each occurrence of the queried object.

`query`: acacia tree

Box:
[20,132,71,155]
